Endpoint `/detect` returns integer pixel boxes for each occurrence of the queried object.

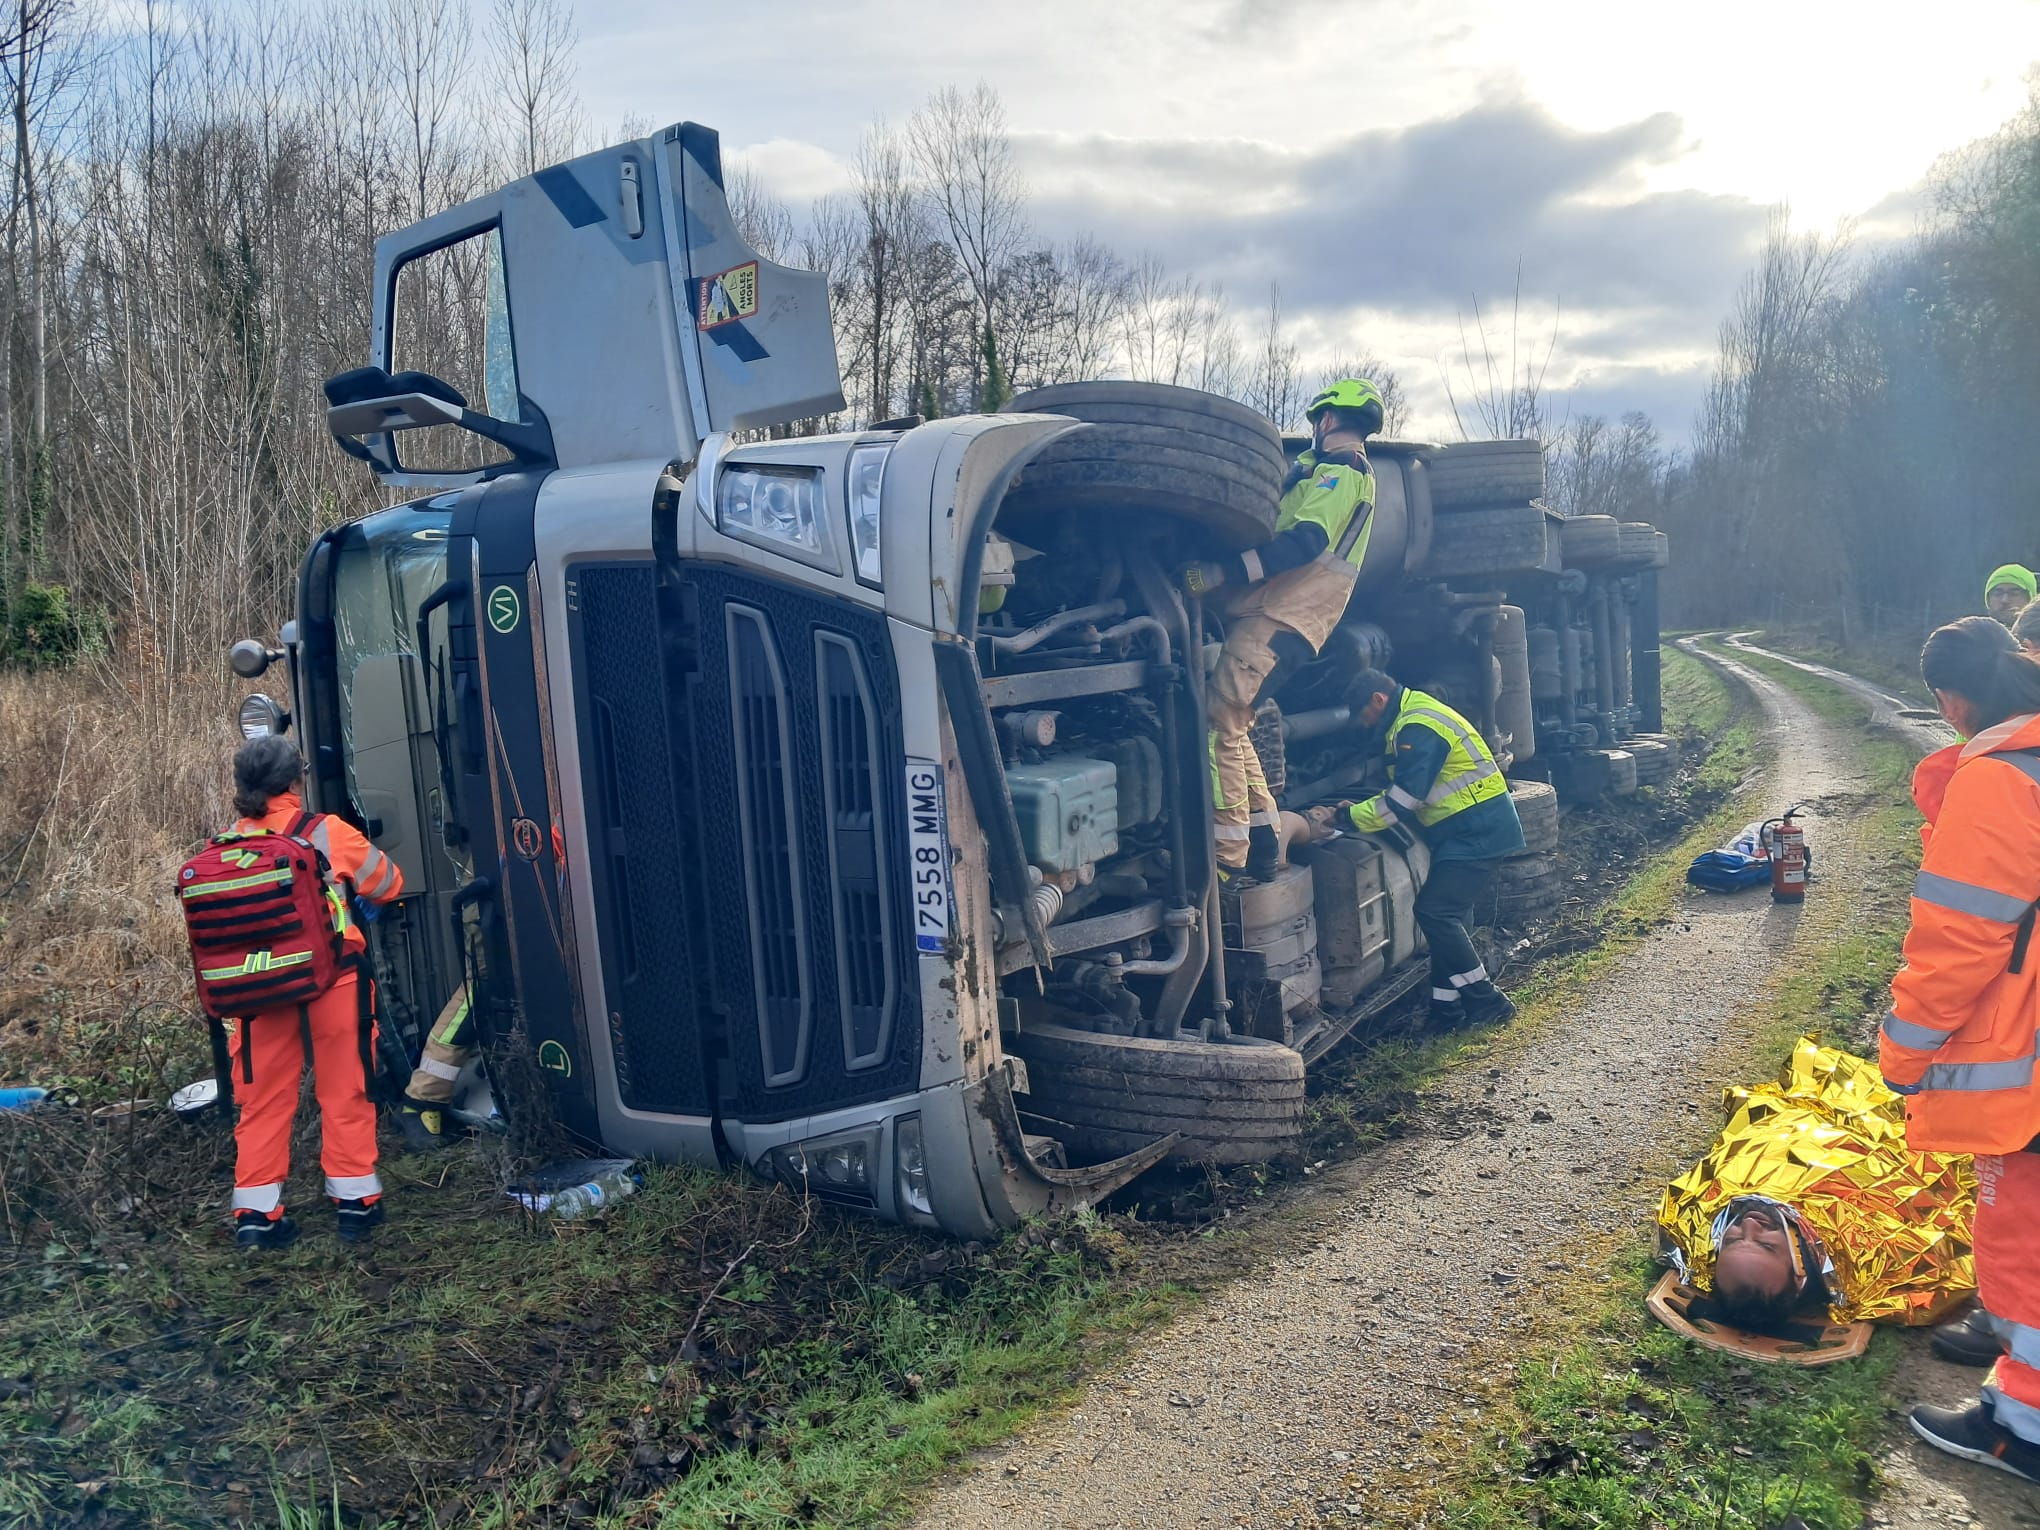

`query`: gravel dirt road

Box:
[910,640,2023,1529]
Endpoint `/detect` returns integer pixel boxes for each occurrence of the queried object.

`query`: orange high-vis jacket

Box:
[232,790,404,954]
[1881,712,2040,1155]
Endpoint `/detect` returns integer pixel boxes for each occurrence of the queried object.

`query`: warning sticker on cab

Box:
[905,759,952,954]
[697,260,760,329]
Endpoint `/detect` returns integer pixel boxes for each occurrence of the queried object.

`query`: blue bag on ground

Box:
[1687,819,1772,892]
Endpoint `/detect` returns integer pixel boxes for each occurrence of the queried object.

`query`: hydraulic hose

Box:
[986,601,1125,657]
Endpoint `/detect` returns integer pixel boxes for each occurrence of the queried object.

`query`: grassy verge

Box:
[0,1140,1192,1530]
[1428,642,1924,1530]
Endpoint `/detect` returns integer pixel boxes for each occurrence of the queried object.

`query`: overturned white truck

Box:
[232,121,1669,1236]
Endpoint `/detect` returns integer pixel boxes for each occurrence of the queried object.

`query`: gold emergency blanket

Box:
[1658,1037,1975,1325]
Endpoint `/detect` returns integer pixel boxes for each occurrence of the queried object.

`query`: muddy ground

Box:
[910,640,2028,1529]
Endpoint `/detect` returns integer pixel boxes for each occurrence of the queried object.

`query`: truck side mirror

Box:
[322,365,555,486]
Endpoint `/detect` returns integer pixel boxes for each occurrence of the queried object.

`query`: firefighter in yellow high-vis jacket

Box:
[1183,379,1383,880]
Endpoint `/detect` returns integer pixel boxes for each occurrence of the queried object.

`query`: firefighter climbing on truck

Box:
[1184,378,1384,881]
[1321,666,1524,1030]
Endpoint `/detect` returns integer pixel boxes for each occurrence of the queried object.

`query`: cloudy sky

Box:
[580,0,2040,441]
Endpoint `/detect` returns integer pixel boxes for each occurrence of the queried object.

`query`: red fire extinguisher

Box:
[1765,808,1808,903]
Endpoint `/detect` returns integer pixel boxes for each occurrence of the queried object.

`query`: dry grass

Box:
[0,667,242,1099]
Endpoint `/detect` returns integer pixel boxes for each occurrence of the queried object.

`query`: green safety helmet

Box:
[1305,378,1384,434]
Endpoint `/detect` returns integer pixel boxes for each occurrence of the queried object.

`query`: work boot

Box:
[1931,1309,2003,1368]
[397,1104,450,1153]
[1245,824,1282,883]
[1460,986,1518,1028]
[334,1197,386,1244]
[1909,1401,2040,1484]
[235,1211,300,1252]
[1427,999,1466,1032]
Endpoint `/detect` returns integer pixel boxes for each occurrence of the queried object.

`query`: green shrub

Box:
[6,581,107,668]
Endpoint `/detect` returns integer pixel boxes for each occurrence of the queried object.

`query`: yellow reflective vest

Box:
[1345,687,1523,861]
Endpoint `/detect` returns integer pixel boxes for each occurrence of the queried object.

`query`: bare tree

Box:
[486,0,580,179]
[1050,235,1126,379]
[1247,283,1301,430]
[1440,272,1562,441]
[387,0,473,225]
[908,82,1025,391]
[725,161,796,261]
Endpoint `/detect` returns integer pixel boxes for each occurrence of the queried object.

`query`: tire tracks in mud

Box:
[907,639,1955,1529]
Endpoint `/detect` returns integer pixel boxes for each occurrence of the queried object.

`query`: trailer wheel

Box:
[1625,737,1676,787]
[1009,1020,1305,1165]
[1509,779,1560,853]
[1612,521,1660,567]
[1551,746,1636,803]
[1000,382,1287,552]
[1494,884,1566,925]
[1418,504,1558,578]
[1495,853,1561,894]
[1005,382,1284,457]
[1560,513,1622,567]
[1425,440,1546,510]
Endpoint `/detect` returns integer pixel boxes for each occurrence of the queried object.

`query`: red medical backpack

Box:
[177,813,346,1019]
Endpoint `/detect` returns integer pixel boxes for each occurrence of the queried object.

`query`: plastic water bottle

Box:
[509,1159,641,1219]
[0,1087,47,1112]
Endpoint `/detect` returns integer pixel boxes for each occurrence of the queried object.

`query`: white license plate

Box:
[904,760,952,954]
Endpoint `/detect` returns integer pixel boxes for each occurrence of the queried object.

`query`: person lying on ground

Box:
[1659,1037,1974,1340]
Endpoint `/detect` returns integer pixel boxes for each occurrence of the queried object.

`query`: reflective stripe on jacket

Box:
[1346,686,1525,862]
[1880,713,2040,1154]
[233,790,404,953]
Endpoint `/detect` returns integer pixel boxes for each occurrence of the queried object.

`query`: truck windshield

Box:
[329,504,453,801]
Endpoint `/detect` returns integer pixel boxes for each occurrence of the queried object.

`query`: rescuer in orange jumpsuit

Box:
[1881,616,2040,1481]
[225,736,404,1248]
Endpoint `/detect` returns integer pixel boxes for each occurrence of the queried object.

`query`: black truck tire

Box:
[999,382,1287,552]
[1009,1020,1305,1165]
[1495,853,1561,894]
[1551,746,1638,803]
[1625,736,1675,787]
[1612,521,1660,566]
[1494,884,1565,925]
[1509,778,1560,853]
[1426,440,1546,509]
[1560,513,1622,567]
[1419,504,1557,578]
[1006,383,1285,457]
[1008,380,1283,448]
[1001,456,1282,551]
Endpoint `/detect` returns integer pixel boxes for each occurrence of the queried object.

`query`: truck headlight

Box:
[846,443,889,587]
[718,465,825,560]
[237,695,288,739]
